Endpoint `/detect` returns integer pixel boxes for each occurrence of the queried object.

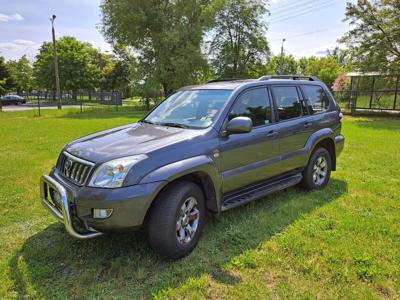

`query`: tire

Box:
[300,147,332,190]
[146,181,206,259]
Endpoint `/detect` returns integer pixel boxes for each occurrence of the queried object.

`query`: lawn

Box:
[0,110,399,299]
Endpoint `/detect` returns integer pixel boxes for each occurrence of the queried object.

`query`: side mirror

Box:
[226,116,253,135]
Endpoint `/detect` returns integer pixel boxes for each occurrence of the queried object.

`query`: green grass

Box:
[0,110,399,299]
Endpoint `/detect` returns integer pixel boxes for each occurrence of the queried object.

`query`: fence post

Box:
[115,92,118,112]
[369,76,375,109]
[393,75,399,110]
[38,97,41,117]
[80,92,83,113]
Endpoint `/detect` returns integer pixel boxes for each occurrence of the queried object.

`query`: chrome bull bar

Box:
[40,175,103,239]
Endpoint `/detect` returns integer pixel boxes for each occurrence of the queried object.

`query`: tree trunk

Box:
[162,83,173,97]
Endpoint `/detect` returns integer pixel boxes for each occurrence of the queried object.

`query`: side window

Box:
[271,86,302,121]
[302,85,330,114]
[229,88,272,127]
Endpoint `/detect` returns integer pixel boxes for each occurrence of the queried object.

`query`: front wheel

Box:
[146,181,206,259]
[301,147,332,190]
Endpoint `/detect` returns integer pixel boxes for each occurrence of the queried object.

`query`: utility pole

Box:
[279,38,286,75]
[50,15,61,109]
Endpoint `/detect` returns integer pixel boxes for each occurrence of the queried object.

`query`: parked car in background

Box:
[40,75,344,259]
[0,95,26,105]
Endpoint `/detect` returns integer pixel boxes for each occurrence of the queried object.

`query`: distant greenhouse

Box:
[333,72,400,113]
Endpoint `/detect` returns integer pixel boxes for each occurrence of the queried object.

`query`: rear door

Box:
[300,84,336,131]
[270,85,310,172]
[218,87,281,193]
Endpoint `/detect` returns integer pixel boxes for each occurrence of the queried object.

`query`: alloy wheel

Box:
[176,196,200,245]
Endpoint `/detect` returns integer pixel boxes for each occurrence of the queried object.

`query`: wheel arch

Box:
[311,138,336,171]
[305,128,336,171]
[140,155,222,215]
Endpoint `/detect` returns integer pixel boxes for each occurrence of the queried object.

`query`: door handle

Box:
[304,121,312,128]
[266,130,278,138]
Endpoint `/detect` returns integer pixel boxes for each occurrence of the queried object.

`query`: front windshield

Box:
[143,90,232,129]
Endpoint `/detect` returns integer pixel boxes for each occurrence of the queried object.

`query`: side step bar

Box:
[221,173,303,211]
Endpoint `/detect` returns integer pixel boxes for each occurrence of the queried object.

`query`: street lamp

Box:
[279,38,286,75]
[50,15,61,109]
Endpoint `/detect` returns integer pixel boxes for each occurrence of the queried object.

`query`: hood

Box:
[65,122,204,162]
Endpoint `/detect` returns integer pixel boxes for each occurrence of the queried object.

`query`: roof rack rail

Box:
[207,78,246,83]
[258,75,320,82]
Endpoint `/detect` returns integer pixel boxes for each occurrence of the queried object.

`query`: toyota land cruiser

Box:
[40,75,344,258]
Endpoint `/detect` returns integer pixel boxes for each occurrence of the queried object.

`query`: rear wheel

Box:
[301,147,332,190]
[146,181,206,259]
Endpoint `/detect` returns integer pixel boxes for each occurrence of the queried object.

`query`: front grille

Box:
[57,152,95,185]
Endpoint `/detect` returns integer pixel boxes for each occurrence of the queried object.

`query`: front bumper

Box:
[40,173,165,239]
[41,175,103,239]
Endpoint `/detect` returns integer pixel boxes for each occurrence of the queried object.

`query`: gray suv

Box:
[40,75,344,258]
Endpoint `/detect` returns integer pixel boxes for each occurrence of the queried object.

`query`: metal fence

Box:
[333,89,399,114]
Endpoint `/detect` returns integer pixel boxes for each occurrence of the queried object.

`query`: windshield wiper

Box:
[158,122,190,129]
[139,119,155,125]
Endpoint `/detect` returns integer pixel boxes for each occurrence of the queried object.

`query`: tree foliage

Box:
[208,0,270,78]
[0,56,15,96]
[101,0,213,95]
[6,55,34,94]
[265,55,298,75]
[33,37,100,93]
[340,0,400,74]
[300,56,343,89]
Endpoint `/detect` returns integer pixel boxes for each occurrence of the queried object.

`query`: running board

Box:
[221,173,303,211]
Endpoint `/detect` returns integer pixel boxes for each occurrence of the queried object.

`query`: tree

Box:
[326,47,351,69]
[101,0,213,95]
[98,46,136,97]
[6,55,34,94]
[0,56,15,96]
[265,55,298,75]
[33,37,100,97]
[340,0,400,74]
[301,56,343,89]
[208,0,270,78]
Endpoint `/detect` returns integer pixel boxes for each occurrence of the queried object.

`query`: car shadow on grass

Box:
[9,179,347,299]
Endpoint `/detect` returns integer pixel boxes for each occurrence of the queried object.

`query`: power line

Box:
[270,0,317,12]
[270,27,338,42]
[270,2,338,24]
[271,0,334,16]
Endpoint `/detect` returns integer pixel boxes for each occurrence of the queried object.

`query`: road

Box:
[1,103,84,112]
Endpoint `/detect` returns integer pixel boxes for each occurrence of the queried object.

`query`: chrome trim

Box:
[40,175,103,239]
[59,151,95,186]
[63,151,95,166]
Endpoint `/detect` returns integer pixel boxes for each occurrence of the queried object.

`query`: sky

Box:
[0,0,352,61]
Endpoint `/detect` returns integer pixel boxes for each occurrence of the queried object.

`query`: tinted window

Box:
[271,86,302,120]
[229,88,271,127]
[302,85,330,114]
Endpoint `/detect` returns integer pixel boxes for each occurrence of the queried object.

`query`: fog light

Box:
[93,208,113,219]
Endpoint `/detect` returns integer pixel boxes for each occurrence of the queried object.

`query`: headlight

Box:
[88,154,148,188]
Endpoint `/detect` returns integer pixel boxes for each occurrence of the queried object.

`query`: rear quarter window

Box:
[302,85,330,114]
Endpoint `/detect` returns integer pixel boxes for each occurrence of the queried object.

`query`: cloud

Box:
[14,39,36,46]
[0,13,24,22]
[0,39,39,52]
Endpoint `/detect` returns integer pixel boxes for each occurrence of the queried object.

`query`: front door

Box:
[218,87,281,193]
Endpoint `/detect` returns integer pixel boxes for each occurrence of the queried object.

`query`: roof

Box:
[180,75,324,91]
[179,80,255,91]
